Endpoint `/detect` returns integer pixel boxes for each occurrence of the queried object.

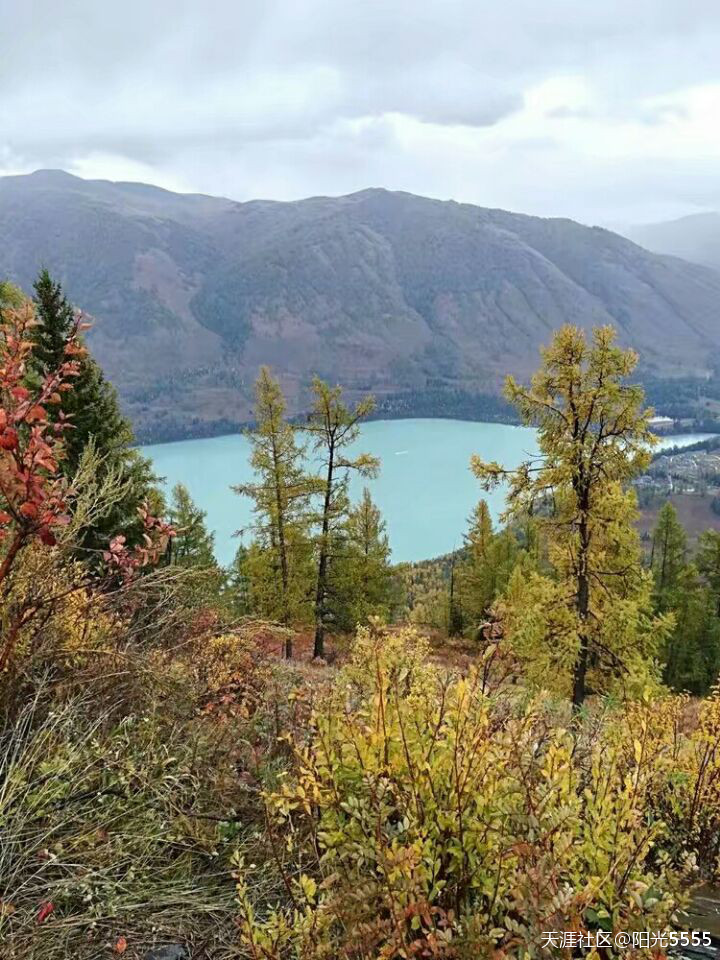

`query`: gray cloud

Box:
[2,0,720,221]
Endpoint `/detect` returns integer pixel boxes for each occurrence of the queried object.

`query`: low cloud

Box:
[2,0,720,221]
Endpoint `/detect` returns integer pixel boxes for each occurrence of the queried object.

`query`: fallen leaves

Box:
[37,901,55,924]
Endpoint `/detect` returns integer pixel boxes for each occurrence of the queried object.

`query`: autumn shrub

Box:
[235,625,698,960]
[191,629,277,715]
[0,537,193,724]
[0,526,303,957]
[630,688,720,881]
[0,296,279,957]
[0,613,320,959]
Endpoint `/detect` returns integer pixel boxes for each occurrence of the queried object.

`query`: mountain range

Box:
[624,213,720,272]
[2,169,720,441]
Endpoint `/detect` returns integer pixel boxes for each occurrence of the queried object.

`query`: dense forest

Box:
[2,274,720,958]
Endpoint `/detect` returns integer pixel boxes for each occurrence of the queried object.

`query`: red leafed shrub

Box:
[0,303,174,674]
[0,303,85,670]
[102,504,176,581]
[0,304,82,557]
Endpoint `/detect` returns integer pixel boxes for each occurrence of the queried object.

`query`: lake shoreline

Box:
[135,413,525,450]
[135,412,713,450]
[141,419,713,568]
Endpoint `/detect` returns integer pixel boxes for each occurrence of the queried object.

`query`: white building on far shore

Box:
[648,415,675,433]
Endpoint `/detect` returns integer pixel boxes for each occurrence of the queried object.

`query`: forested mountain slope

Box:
[3,169,720,439]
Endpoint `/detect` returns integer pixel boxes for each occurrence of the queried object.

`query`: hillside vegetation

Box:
[2,172,720,440]
[2,275,720,958]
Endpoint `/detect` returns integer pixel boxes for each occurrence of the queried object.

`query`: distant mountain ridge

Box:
[624,212,720,271]
[2,169,720,441]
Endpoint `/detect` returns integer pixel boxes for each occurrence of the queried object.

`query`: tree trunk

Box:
[314,448,334,659]
[271,435,291,658]
[572,505,591,709]
[660,522,669,592]
[572,574,590,709]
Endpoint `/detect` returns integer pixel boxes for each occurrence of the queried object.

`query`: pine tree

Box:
[697,530,720,618]
[31,268,75,375]
[235,367,315,654]
[166,482,225,607]
[167,482,216,568]
[225,544,251,617]
[663,565,720,695]
[473,325,670,706]
[29,270,157,555]
[305,379,379,658]
[331,487,394,630]
[650,502,687,611]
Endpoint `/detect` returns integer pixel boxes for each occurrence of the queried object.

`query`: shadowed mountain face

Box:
[2,170,720,441]
[624,213,720,271]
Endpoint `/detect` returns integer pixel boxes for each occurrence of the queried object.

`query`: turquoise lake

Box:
[141,420,709,566]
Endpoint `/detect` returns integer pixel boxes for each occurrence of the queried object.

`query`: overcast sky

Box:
[2,0,720,224]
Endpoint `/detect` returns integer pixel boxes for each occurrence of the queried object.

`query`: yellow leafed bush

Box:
[235,626,720,959]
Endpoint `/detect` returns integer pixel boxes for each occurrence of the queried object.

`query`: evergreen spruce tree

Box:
[235,367,315,654]
[31,268,75,375]
[166,482,225,607]
[225,543,251,617]
[305,379,379,658]
[457,501,494,629]
[697,530,720,617]
[167,482,216,568]
[330,487,393,631]
[663,565,720,695]
[455,500,521,638]
[447,551,464,636]
[473,325,670,706]
[29,270,157,554]
[650,502,687,611]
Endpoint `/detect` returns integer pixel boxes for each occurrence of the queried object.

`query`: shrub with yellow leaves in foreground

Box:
[236,625,720,959]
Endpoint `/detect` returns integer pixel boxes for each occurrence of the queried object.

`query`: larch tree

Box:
[235,367,315,655]
[473,325,669,707]
[0,280,24,310]
[305,378,379,658]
